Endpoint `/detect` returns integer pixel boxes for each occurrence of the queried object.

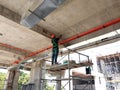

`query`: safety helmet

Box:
[51,34,55,38]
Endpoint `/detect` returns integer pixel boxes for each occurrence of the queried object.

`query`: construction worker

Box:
[51,34,62,65]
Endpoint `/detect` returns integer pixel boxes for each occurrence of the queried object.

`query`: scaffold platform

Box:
[47,61,93,72]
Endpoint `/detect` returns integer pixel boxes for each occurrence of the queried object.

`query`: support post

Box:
[56,72,62,90]
[68,50,71,90]
[29,60,45,90]
[39,60,46,90]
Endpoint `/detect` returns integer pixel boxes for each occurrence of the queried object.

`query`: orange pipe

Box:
[0,42,32,53]
[60,18,120,44]
[14,17,120,64]
[24,46,52,58]
[12,60,20,64]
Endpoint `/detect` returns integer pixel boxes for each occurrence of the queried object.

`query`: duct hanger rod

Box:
[28,10,46,21]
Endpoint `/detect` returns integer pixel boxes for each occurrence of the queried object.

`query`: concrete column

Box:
[13,70,20,90]
[29,60,45,90]
[56,73,61,90]
[5,68,20,90]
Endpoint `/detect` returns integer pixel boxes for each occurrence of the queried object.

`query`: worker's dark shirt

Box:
[51,37,59,48]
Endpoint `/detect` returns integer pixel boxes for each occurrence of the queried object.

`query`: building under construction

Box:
[0,0,120,90]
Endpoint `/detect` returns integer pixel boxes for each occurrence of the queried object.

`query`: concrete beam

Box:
[0,5,21,23]
[32,25,53,38]
[75,34,120,51]
[0,5,52,38]
[0,63,10,68]
[0,43,30,56]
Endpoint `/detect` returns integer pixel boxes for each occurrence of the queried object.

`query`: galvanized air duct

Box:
[21,0,65,28]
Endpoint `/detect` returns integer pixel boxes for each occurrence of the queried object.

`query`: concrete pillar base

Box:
[5,68,20,90]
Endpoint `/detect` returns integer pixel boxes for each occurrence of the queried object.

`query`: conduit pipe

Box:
[14,17,120,64]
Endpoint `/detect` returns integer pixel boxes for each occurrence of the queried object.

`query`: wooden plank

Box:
[47,61,93,72]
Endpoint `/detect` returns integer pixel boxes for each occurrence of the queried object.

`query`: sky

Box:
[0,68,7,73]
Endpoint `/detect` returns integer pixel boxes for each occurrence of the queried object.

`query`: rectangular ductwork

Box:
[20,0,65,28]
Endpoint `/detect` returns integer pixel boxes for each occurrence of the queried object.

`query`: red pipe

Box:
[0,42,32,53]
[13,17,120,64]
[24,46,52,58]
[60,18,120,44]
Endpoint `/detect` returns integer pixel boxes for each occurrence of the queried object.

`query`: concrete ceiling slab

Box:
[0,15,51,51]
[0,15,52,66]
[38,0,120,39]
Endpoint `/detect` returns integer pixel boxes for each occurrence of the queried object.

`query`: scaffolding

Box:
[41,49,93,90]
[72,76,94,90]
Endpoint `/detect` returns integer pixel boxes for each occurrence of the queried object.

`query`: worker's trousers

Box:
[52,47,59,64]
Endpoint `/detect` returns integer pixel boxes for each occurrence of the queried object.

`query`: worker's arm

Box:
[58,34,62,39]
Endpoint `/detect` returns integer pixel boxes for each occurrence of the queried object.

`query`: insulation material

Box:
[21,0,65,28]
[105,63,116,74]
[110,57,115,62]
[97,53,120,90]
[97,60,103,73]
[105,63,112,75]
[115,56,120,61]
[117,62,120,73]
[97,54,120,75]
[104,58,110,63]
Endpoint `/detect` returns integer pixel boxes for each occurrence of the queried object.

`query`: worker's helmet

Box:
[51,34,55,38]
